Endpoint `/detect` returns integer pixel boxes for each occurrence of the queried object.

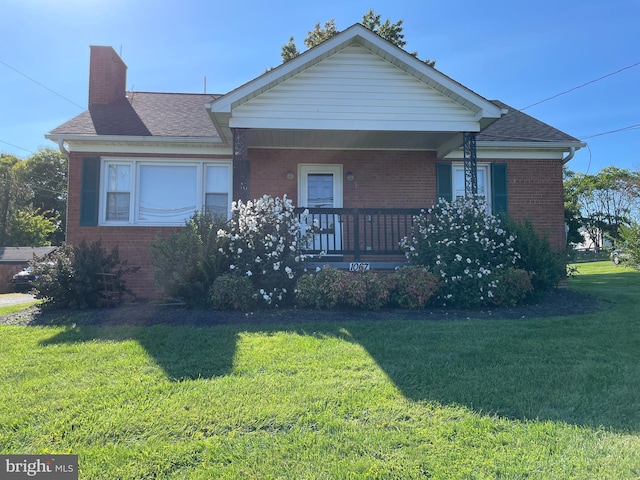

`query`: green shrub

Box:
[31,240,136,310]
[490,268,534,307]
[403,198,521,308]
[505,218,566,299]
[295,266,344,309]
[296,267,390,310]
[389,266,439,309]
[224,195,308,307]
[150,212,230,307]
[337,271,389,310]
[209,274,256,311]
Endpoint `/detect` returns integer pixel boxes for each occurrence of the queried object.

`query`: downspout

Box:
[57,138,70,158]
[562,146,575,164]
[56,138,70,244]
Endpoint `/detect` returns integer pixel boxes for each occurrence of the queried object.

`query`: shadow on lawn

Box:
[343,319,640,433]
[37,270,639,433]
[40,315,640,433]
[40,324,239,379]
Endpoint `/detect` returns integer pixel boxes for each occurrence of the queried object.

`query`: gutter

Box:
[562,146,576,164]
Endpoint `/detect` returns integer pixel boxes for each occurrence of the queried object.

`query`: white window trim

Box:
[100,158,232,226]
[297,164,343,208]
[452,162,492,213]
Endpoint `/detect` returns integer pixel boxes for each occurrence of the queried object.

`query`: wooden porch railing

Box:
[295,208,423,261]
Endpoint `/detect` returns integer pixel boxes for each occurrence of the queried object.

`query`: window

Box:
[138,165,197,223]
[205,165,230,218]
[453,163,490,208]
[106,164,131,221]
[101,159,231,225]
[436,162,508,216]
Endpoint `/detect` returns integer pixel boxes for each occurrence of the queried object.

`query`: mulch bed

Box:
[0,288,609,328]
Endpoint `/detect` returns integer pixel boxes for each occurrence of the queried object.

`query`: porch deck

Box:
[295,207,423,270]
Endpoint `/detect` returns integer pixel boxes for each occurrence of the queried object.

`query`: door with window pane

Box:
[299,165,342,252]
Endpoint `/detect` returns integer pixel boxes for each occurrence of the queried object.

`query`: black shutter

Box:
[491,163,508,216]
[80,157,100,226]
[436,163,452,203]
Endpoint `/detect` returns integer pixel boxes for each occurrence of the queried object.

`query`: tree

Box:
[15,148,68,244]
[564,166,640,251]
[0,148,67,246]
[564,167,587,245]
[281,9,435,67]
[8,208,57,246]
[0,154,23,245]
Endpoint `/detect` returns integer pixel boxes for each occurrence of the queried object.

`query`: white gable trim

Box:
[228,45,483,132]
[208,24,503,136]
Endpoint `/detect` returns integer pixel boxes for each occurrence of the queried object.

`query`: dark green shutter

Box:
[491,163,508,216]
[80,157,100,226]
[436,163,452,202]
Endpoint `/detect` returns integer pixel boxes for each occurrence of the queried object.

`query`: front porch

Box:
[296,207,423,270]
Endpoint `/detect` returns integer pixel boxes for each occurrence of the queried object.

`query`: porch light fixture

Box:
[286,171,295,180]
[346,172,355,181]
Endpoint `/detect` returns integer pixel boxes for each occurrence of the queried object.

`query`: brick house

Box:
[46,24,584,299]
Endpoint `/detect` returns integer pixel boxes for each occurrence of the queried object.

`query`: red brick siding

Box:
[67,151,230,299]
[66,150,566,299]
[501,158,566,251]
[249,149,438,208]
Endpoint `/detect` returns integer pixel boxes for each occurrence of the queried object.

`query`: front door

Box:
[299,165,343,252]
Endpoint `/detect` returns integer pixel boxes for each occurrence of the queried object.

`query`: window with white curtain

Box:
[452,163,491,212]
[102,159,231,225]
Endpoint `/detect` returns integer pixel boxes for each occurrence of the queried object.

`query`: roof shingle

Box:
[480,100,581,144]
[49,92,222,139]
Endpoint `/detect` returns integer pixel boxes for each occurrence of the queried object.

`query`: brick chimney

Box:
[88,46,127,106]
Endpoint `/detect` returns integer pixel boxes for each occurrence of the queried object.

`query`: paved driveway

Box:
[0,293,36,306]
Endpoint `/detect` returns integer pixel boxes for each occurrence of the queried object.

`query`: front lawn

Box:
[1,261,639,478]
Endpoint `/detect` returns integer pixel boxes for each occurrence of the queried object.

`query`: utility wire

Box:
[0,59,85,110]
[520,61,640,111]
[0,139,34,154]
[579,123,640,140]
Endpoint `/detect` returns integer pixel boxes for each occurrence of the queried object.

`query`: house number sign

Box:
[349,262,371,272]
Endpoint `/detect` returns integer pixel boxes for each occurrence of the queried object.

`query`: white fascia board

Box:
[210,24,503,120]
[476,141,586,150]
[445,141,586,160]
[46,134,230,155]
[228,116,482,132]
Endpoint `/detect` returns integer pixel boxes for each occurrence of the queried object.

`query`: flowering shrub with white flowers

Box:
[219,194,309,307]
[151,195,309,308]
[402,198,527,308]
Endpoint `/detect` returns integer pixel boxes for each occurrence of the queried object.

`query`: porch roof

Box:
[206,24,506,152]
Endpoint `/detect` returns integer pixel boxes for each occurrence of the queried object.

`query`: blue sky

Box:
[1,0,638,174]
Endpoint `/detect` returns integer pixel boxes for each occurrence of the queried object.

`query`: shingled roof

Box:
[0,247,57,263]
[49,92,222,139]
[479,100,581,144]
[48,94,580,149]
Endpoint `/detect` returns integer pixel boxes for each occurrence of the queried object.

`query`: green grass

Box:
[0,300,37,316]
[1,261,639,478]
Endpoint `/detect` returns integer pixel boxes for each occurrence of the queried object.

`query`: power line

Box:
[0,139,34,155]
[0,59,85,110]
[579,123,640,140]
[520,61,640,111]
